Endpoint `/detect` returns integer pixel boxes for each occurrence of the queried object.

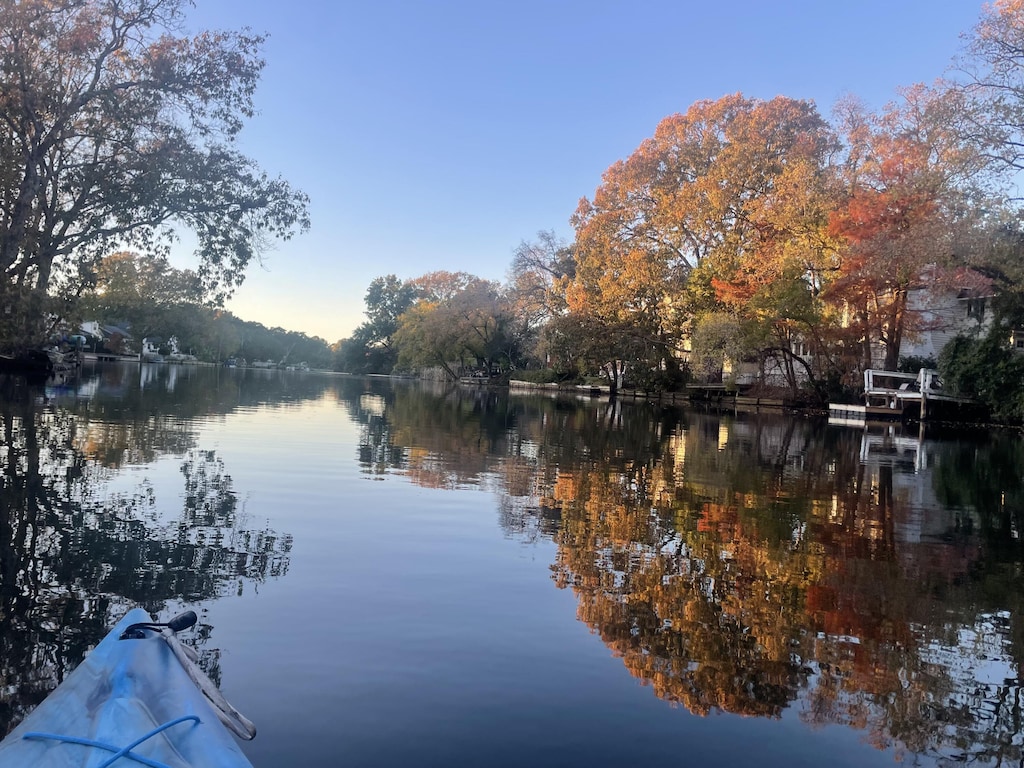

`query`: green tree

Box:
[333,276,417,376]
[395,275,518,378]
[332,276,417,374]
[333,327,377,374]
[939,329,1024,422]
[0,0,309,349]
[198,311,241,363]
[364,275,418,344]
[79,251,204,345]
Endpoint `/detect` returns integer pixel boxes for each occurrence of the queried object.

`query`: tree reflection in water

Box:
[0,375,291,736]
[345,380,1024,765]
[545,420,1024,764]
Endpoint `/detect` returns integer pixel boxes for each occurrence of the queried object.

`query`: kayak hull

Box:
[0,608,254,768]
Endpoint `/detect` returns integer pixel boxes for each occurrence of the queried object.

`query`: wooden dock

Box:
[829,368,978,424]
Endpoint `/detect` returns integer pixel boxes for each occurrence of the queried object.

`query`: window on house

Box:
[967,297,986,320]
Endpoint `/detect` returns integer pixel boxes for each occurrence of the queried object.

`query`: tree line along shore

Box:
[6,2,1024,423]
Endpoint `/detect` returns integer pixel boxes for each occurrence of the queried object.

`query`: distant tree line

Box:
[78,251,331,367]
[333,2,1024,421]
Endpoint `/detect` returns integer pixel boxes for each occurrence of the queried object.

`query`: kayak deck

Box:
[0,608,254,768]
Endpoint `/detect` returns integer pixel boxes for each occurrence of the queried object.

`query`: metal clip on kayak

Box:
[120,611,258,741]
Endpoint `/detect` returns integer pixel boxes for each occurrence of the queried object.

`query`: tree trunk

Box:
[883,289,908,371]
[860,307,874,372]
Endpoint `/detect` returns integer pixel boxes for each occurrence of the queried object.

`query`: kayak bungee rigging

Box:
[0,608,256,768]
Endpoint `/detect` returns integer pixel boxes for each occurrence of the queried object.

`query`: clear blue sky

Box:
[179,1,986,343]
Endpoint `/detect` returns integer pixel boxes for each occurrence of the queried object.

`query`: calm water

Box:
[1,363,1023,766]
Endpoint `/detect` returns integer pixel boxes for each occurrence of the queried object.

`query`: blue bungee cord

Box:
[16,610,254,766]
[22,714,201,768]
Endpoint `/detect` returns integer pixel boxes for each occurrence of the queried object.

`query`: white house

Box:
[79,321,133,354]
[728,267,996,388]
[895,282,993,364]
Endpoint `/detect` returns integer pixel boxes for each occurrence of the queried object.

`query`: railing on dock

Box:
[829,368,975,424]
[863,368,942,407]
[863,368,969,420]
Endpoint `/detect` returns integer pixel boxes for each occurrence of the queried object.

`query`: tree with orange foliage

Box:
[827,89,989,372]
[566,94,839,388]
[706,113,844,394]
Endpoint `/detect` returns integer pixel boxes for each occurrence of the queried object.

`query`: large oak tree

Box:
[334,275,417,374]
[567,94,838,386]
[0,0,309,347]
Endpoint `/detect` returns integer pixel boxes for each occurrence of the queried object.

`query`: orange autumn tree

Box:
[827,89,989,372]
[706,107,844,395]
[566,94,838,389]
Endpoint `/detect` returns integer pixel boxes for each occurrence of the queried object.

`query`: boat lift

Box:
[830,369,972,423]
[863,368,974,420]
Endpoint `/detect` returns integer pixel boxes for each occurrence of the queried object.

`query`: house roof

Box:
[81,322,133,340]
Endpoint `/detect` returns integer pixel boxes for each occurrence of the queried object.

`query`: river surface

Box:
[1,362,1023,766]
